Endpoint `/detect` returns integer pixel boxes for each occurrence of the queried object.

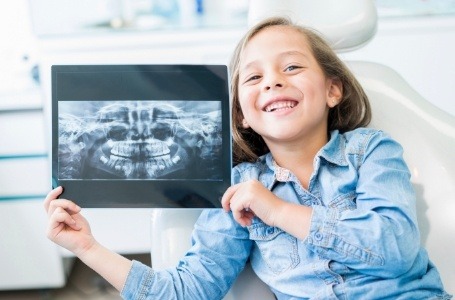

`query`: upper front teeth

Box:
[265,101,296,112]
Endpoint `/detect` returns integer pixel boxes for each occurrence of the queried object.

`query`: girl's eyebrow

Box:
[240,60,259,73]
[279,50,308,59]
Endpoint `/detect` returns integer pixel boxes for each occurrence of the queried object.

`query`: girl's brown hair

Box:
[230,17,371,165]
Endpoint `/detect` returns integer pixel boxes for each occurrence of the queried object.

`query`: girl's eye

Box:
[285,65,301,72]
[245,75,261,83]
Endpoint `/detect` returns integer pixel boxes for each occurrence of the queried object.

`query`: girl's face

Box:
[237,26,341,148]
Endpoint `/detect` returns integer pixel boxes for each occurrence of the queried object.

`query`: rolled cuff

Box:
[121,260,154,300]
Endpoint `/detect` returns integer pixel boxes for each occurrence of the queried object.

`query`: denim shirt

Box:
[121,128,452,300]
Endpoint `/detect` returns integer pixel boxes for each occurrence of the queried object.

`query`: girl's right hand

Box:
[44,186,96,256]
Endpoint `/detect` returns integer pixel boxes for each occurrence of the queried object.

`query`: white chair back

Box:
[248,0,377,52]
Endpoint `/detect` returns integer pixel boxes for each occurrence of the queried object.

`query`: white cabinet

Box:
[0,107,66,289]
[0,200,66,290]
[0,110,47,156]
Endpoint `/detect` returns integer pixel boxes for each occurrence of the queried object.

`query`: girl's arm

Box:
[121,209,252,299]
[221,179,313,240]
[303,132,421,278]
[44,187,132,291]
[76,242,132,291]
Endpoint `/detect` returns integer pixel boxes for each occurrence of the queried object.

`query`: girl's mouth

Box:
[264,100,298,112]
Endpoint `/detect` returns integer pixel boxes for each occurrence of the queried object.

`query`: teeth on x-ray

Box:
[58,100,222,180]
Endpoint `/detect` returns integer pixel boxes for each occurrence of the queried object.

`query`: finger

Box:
[232,209,254,227]
[49,207,81,231]
[44,186,63,211]
[243,210,255,221]
[47,198,81,218]
[221,184,241,212]
[238,217,253,227]
[231,206,243,224]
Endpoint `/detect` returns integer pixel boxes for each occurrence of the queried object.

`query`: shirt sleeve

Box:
[121,209,252,300]
[306,131,421,278]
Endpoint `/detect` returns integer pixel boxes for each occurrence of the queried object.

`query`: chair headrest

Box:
[248,0,378,52]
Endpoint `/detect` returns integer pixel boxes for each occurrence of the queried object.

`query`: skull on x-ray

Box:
[58,101,222,180]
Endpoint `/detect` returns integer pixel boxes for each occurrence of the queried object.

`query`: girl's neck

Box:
[267,133,329,188]
[269,132,328,165]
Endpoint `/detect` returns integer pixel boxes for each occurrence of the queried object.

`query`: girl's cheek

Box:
[239,89,256,105]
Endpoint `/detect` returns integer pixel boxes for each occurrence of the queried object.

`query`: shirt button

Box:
[314,232,323,241]
[266,228,274,235]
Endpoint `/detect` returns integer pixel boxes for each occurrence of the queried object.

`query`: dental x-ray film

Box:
[51,65,231,208]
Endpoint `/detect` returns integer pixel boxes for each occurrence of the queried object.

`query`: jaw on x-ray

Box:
[58,100,222,181]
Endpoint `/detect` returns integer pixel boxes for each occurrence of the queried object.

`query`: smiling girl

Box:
[44,17,451,299]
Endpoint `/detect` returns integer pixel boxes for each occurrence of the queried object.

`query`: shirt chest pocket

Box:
[248,222,300,275]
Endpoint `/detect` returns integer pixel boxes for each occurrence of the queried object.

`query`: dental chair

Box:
[150,0,455,297]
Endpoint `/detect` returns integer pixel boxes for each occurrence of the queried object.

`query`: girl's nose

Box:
[263,73,284,91]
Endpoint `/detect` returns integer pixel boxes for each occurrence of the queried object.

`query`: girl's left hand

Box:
[221,179,283,227]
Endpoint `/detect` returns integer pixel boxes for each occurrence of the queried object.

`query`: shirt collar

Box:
[318,130,348,166]
[263,154,290,182]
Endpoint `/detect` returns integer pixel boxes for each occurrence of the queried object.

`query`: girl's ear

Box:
[327,78,343,108]
[242,118,250,128]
